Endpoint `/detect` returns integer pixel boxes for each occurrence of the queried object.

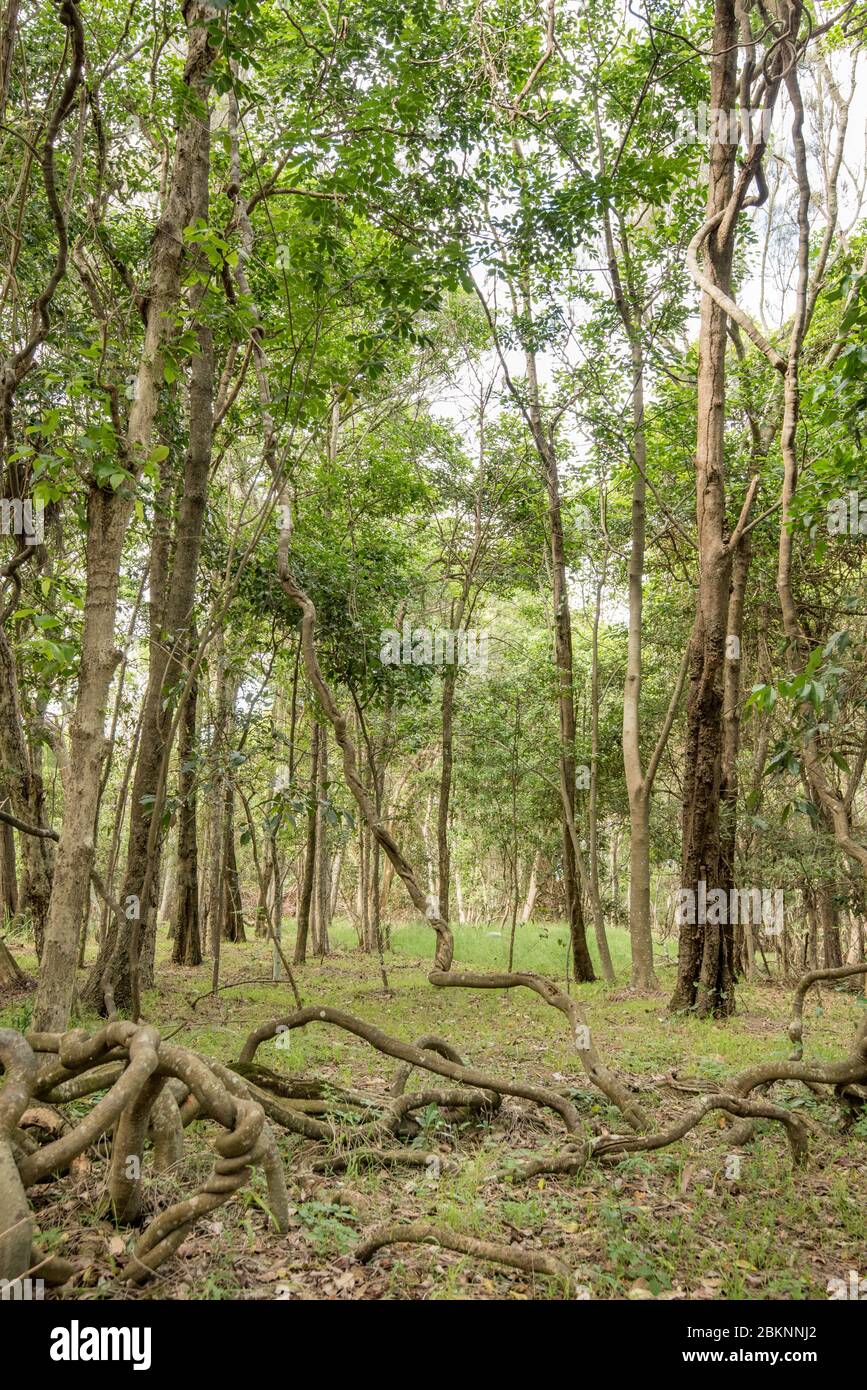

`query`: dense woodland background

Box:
[0,0,865,1303]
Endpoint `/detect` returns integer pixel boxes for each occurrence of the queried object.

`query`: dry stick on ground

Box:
[275,501,647,1133]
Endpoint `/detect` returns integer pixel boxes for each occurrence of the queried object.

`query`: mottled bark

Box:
[671,0,743,1017]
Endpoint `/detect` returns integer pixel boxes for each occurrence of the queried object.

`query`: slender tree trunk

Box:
[0,813,17,923]
[844,904,866,992]
[804,887,819,969]
[256,853,274,938]
[720,538,750,977]
[0,630,53,956]
[311,723,329,955]
[525,339,594,979]
[205,643,235,954]
[588,565,616,983]
[595,99,689,992]
[455,866,466,925]
[222,793,245,943]
[355,825,365,944]
[158,837,177,934]
[437,666,457,923]
[520,851,541,924]
[621,342,659,992]
[171,661,202,966]
[293,721,319,966]
[818,881,842,968]
[603,268,687,991]
[421,791,436,903]
[600,210,661,990]
[257,692,287,937]
[329,845,344,921]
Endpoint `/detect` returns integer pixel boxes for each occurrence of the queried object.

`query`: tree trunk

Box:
[0,936,24,991]
[0,630,53,956]
[85,27,214,1013]
[670,0,741,1018]
[620,342,660,992]
[32,488,132,1028]
[600,199,660,991]
[0,813,17,924]
[311,722,329,955]
[329,844,344,921]
[293,721,319,966]
[599,221,686,991]
[588,566,616,983]
[720,538,751,977]
[520,851,541,924]
[818,881,842,968]
[525,340,594,981]
[437,666,457,923]
[256,694,287,938]
[171,660,202,966]
[158,838,177,934]
[34,6,214,1031]
[255,853,274,938]
[204,641,235,958]
[222,793,245,943]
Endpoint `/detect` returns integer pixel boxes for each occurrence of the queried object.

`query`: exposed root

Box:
[429,969,647,1130]
[591,1093,811,1167]
[354,1220,577,1294]
[787,962,867,1061]
[2,958,864,1292]
[512,1142,591,1182]
[511,966,867,1180]
[0,1030,36,1281]
[240,1006,582,1133]
[311,1149,448,1173]
[0,1024,285,1286]
[722,962,867,1148]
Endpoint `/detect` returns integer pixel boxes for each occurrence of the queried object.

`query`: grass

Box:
[2,916,865,1300]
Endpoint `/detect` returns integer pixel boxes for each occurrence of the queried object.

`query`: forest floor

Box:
[2,921,865,1301]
